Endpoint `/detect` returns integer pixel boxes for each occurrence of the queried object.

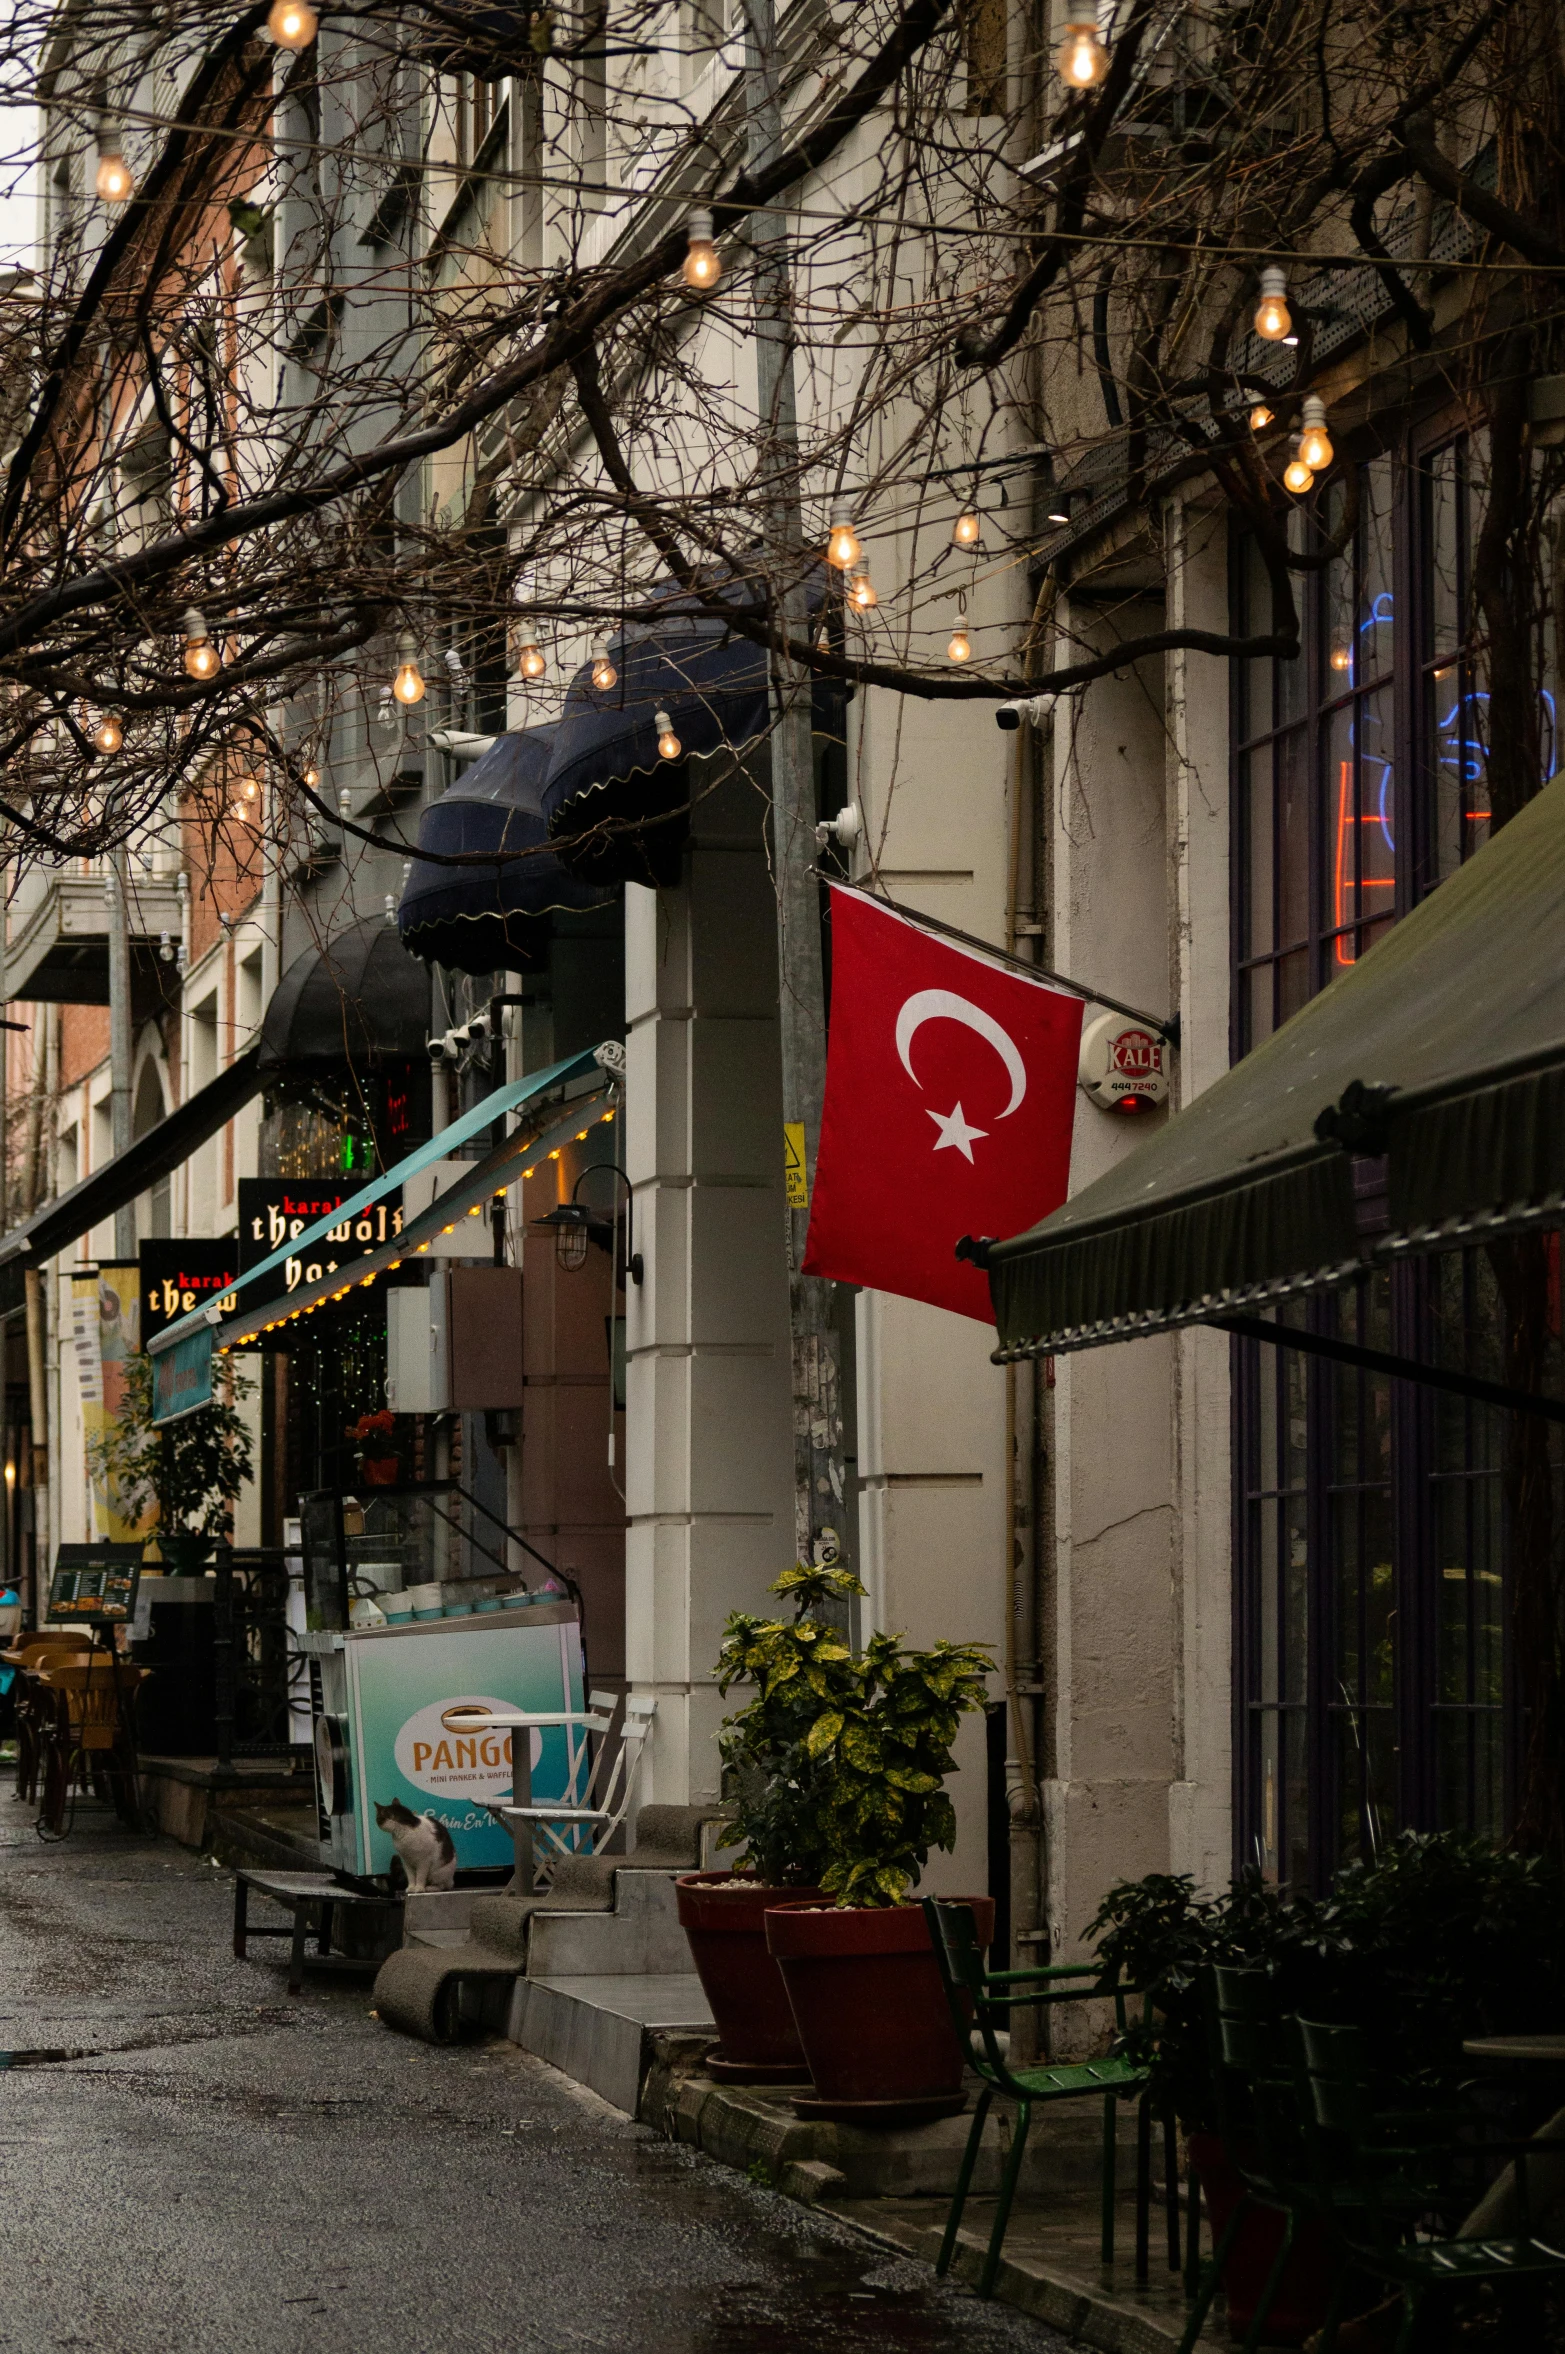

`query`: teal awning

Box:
[989,771,1565,1359]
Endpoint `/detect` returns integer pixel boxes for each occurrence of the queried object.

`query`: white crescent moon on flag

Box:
[894,990,1027,1118]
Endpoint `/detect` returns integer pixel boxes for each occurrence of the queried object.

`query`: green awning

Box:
[989,768,1565,1360]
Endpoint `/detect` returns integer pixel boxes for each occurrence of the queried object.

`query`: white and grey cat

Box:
[375,1797,457,1892]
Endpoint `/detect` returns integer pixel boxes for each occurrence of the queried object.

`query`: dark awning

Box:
[0,1042,262,1284]
[261,915,430,1073]
[398,726,617,975]
[542,571,845,888]
[989,769,1565,1360]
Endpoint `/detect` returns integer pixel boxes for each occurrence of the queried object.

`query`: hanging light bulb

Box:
[952,509,981,549]
[94,124,133,205]
[848,565,878,611]
[1329,645,1353,674]
[1298,395,1334,474]
[826,514,861,570]
[302,763,320,789]
[391,633,425,705]
[947,614,972,664]
[267,0,319,46]
[590,638,617,691]
[655,709,682,761]
[92,713,123,754]
[182,609,220,680]
[1253,266,1292,343]
[1283,443,1315,496]
[1249,404,1274,432]
[1056,19,1109,85]
[682,207,720,292]
[518,632,547,680]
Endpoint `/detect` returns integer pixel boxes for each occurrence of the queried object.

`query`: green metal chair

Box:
[1295,2015,1565,2353]
[922,1896,1165,2301]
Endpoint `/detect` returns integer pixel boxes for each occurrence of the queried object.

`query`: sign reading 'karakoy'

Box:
[237,1179,404,1297]
[803,888,1084,1323]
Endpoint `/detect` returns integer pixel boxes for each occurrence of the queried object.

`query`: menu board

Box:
[46,1543,142,1625]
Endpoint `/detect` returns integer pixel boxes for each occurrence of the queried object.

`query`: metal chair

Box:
[923,1896,1163,2300]
[443,1693,657,1886]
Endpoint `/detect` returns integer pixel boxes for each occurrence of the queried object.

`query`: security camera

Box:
[426,1031,462,1067]
[995,694,1062,732]
[464,1012,491,1043]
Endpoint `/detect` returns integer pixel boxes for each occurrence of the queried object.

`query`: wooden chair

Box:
[923,1896,1163,2301]
[35,1660,147,1834]
[12,1648,92,1803]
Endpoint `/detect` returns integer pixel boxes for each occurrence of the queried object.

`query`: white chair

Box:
[442,1693,657,1888]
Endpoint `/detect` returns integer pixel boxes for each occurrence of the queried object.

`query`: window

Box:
[1232,429,1563,1887]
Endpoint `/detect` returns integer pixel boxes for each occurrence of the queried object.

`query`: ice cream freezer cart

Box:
[297,1485,584,1884]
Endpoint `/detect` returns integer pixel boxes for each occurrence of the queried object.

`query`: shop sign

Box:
[1077,1011,1172,1114]
[139,1238,241,1344]
[237,1178,404,1296]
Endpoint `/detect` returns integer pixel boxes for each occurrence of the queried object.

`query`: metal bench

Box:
[232,1868,392,1995]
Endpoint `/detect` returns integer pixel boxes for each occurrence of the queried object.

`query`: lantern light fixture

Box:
[826,514,861,570]
[847,565,878,611]
[952,508,981,549]
[391,633,426,705]
[590,638,618,691]
[1253,266,1292,343]
[267,0,318,47]
[1298,395,1334,474]
[1055,19,1109,86]
[182,609,220,680]
[92,713,123,755]
[682,208,720,292]
[947,613,972,664]
[655,709,682,761]
[518,632,547,680]
[94,123,133,204]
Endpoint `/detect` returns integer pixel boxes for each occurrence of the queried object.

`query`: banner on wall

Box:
[74,1264,155,1541]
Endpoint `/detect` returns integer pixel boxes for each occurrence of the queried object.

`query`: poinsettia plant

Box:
[714,1562,992,1905]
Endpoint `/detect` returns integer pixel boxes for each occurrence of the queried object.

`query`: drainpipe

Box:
[108,846,135,1261]
[24,1266,47,1625]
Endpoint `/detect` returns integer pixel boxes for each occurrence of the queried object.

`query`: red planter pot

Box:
[675,1871,821,2083]
[764,1896,995,2126]
[1187,2129,1333,2346]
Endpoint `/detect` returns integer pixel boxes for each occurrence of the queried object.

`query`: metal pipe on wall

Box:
[108,846,135,1261]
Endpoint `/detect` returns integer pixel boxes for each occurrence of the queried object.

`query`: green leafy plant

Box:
[715,1562,992,1908]
[87,1350,256,1547]
[715,1562,862,1889]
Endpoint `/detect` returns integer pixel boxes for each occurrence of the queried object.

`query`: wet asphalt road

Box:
[0,1804,1080,2354]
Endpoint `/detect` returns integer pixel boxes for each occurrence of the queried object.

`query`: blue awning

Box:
[542,573,846,888]
[398,726,617,974]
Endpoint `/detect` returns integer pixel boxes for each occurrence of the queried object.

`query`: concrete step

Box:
[524,1868,692,1976]
[509,1973,715,2114]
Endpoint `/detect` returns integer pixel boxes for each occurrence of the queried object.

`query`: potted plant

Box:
[759,1604,994,2124]
[676,1561,855,2081]
[347,1408,402,1486]
[88,1350,256,1572]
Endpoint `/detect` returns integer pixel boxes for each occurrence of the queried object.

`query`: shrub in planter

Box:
[676,1562,860,2079]
[759,1601,993,2122]
[88,1350,256,1566]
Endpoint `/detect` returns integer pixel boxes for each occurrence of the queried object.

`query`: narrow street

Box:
[0,1806,1076,2354]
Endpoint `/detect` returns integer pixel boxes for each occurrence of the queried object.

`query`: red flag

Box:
[803,888,1083,1323]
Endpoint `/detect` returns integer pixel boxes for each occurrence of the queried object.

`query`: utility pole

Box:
[108,845,135,1261]
[745,0,844,1577]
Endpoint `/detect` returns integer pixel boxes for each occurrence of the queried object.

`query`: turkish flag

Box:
[803,889,1083,1323]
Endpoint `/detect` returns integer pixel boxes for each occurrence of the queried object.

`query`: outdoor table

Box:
[441,1704,592,1886]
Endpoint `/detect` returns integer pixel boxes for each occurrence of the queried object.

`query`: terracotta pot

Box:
[1187,2128,1332,2345]
[675,1871,822,2082]
[764,1895,996,2126]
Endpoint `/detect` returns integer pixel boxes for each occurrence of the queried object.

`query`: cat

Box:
[374,1797,457,1894]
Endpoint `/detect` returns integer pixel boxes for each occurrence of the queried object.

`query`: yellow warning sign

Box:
[783,1122,809,1209]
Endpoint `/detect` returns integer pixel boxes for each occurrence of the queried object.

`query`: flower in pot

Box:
[678,1561,861,2082]
[88,1350,256,1572]
[760,1614,993,2124]
[346,1408,401,1486]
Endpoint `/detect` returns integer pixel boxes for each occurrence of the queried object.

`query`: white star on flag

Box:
[927,1101,988,1161]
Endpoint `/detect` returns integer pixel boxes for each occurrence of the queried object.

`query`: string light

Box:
[1330,646,1352,673]
[947,613,971,664]
[267,0,318,46]
[1283,442,1315,496]
[847,565,878,611]
[826,515,861,570]
[94,125,133,204]
[1253,266,1292,342]
[92,714,123,754]
[590,638,617,690]
[1249,404,1274,432]
[952,510,981,549]
[655,708,682,760]
[302,764,319,788]
[1055,19,1109,85]
[682,207,720,291]
[1298,395,1334,473]
[518,633,547,680]
[182,609,219,680]
[392,633,425,705]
